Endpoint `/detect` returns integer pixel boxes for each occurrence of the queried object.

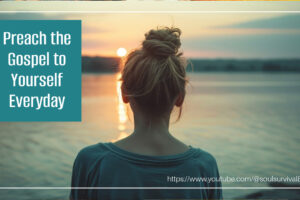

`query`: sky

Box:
[1,2,300,59]
[78,13,300,59]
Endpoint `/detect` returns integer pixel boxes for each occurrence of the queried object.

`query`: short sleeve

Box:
[208,157,223,199]
[69,143,110,200]
[70,151,88,200]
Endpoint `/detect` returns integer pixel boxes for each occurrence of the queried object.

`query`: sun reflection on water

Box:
[112,72,129,142]
[116,74,127,124]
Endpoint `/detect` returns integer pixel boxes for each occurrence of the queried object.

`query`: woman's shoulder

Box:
[192,147,217,163]
[74,143,111,165]
[190,147,220,175]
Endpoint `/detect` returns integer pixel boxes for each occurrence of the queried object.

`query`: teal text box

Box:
[0,20,81,121]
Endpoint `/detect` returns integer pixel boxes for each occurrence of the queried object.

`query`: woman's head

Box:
[121,27,187,120]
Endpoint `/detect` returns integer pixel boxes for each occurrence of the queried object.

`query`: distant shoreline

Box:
[82,56,300,73]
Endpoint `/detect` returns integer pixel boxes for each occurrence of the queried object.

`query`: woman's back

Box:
[70,27,222,199]
[70,143,222,200]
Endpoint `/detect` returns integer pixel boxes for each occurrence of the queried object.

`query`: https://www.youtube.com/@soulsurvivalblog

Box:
[3,31,71,111]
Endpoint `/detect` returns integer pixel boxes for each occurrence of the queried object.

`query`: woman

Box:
[70,27,222,200]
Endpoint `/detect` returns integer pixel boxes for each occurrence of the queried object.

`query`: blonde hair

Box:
[121,27,187,119]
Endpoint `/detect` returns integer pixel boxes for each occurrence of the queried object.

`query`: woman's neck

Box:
[113,112,189,156]
[133,112,170,136]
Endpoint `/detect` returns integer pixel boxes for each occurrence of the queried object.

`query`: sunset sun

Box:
[117,47,127,57]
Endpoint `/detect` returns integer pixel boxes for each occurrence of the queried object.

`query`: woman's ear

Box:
[122,94,129,104]
[175,93,185,107]
[121,86,129,103]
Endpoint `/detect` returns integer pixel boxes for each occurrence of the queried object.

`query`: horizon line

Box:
[82,55,300,60]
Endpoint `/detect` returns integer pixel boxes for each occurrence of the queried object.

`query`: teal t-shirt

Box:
[70,142,222,200]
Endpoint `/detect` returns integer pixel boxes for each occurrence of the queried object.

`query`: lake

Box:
[0,72,300,199]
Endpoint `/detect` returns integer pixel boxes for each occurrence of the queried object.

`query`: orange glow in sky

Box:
[2,2,299,59]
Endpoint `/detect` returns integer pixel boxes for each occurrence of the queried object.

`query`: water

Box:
[0,73,300,199]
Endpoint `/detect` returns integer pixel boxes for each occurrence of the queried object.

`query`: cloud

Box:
[218,14,300,30]
[182,15,300,58]
[182,33,300,59]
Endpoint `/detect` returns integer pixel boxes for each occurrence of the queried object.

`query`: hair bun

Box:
[142,27,181,58]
